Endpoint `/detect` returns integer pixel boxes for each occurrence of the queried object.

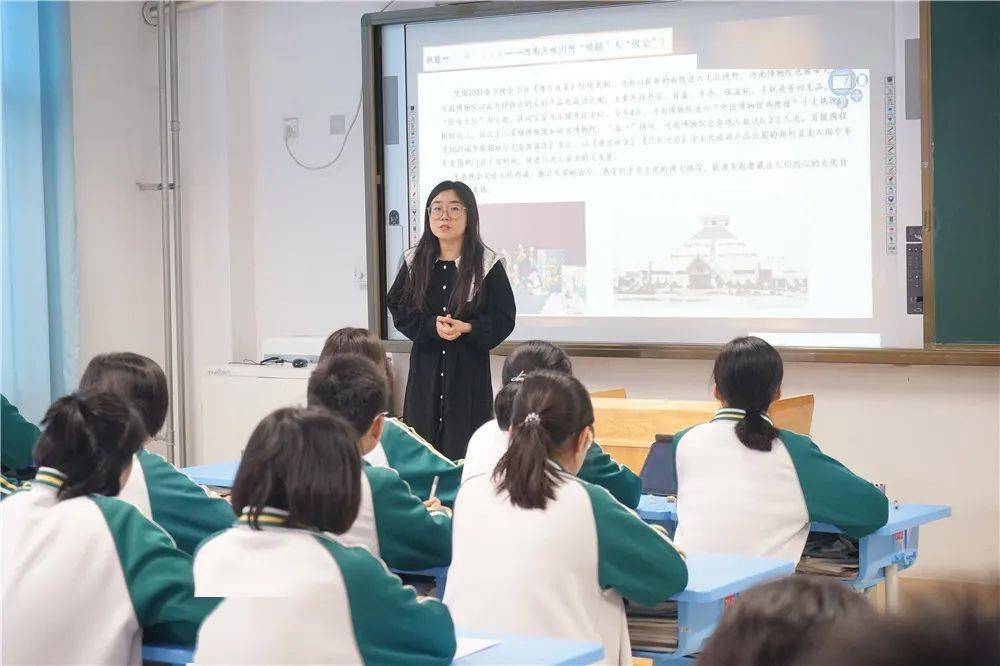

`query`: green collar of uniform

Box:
[32,467,67,492]
[237,506,293,528]
[712,407,773,426]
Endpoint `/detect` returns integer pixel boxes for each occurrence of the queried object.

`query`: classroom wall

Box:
[71,1,165,369]
[69,1,999,583]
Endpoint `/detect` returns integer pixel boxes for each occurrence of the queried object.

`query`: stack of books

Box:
[796,533,860,580]
[626,600,679,652]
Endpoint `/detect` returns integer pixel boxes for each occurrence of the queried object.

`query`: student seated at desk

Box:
[672,336,888,563]
[1,394,40,498]
[307,353,452,571]
[1,394,40,485]
[462,340,642,508]
[445,371,688,665]
[1,392,215,665]
[320,327,463,506]
[193,407,455,665]
[78,353,235,555]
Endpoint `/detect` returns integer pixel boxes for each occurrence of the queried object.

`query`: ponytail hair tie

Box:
[523,412,541,426]
[509,371,527,384]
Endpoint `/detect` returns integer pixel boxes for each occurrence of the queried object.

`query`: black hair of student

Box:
[318,327,395,415]
[698,575,875,666]
[494,341,573,430]
[402,180,487,319]
[792,593,999,666]
[33,391,147,500]
[231,407,361,533]
[306,353,388,438]
[712,336,783,452]
[494,370,594,510]
[79,352,169,437]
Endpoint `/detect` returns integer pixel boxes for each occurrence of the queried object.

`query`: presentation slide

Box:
[384,3,920,348]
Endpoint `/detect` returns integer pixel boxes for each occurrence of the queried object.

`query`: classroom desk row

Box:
[177,462,950,664]
[144,631,604,666]
[638,495,952,613]
[179,462,791,663]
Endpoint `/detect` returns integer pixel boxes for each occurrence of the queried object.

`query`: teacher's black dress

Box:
[387,249,516,460]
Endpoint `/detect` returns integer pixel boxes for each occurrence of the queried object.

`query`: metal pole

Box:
[168,0,187,467]
[885,563,900,613]
[156,0,177,463]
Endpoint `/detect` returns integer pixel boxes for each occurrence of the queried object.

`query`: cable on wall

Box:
[284,1,395,171]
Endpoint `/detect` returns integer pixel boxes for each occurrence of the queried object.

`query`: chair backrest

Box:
[589,387,627,398]
[592,393,816,472]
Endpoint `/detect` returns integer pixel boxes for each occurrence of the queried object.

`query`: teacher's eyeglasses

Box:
[428,204,466,219]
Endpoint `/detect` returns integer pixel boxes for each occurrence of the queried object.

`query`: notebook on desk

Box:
[640,434,678,497]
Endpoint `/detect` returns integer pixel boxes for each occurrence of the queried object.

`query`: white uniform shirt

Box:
[445,466,687,665]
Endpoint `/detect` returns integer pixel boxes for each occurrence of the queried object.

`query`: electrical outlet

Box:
[330,114,346,135]
[283,117,299,140]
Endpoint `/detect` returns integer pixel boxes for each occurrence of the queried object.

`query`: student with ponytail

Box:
[79,352,234,554]
[462,340,642,508]
[192,408,455,665]
[1,391,216,664]
[445,371,687,664]
[672,336,888,563]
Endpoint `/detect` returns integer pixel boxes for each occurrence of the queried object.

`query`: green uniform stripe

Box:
[92,495,219,645]
[314,535,456,665]
[379,419,463,507]
[781,430,888,538]
[577,441,642,508]
[139,450,236,555]
[364,464,452,570]
[579,479,688,606]
[1,395,40,471]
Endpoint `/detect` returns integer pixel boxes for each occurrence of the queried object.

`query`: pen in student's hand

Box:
[429,475,440,501]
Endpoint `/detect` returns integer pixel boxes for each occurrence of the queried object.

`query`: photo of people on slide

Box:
[480,202,588,315]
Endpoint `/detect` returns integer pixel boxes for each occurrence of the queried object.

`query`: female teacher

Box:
[387,180,516,460]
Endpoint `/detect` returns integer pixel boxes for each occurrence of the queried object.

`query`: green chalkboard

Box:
[930,1,1000,344]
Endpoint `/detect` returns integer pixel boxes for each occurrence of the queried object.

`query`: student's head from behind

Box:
[793,592,999,666]
[405,180,486,318]
[712,335,784,452]
[495,340,573,430]
[231,407,361,533]
[698,575,874,666]
[79,352,168,438]
[494,370,594,510]
[306,353,388,456]
[33,391,147,500]
[319,327,392,381]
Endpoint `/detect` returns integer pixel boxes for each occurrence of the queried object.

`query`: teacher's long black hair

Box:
[402,180,486,319]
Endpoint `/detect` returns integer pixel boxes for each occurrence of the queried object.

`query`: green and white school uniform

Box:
[445,464,688,665]
[1,468,217,665]
[461,419,643,508]
[1,394,39,473]
[673,408,889,563]
[364,417,463,507]
[337,461,452,571]
[118,448,236,555]
[193,508,456,665]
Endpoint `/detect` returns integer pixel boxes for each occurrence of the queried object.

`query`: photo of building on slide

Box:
[614,215,808,313]
[479,202,588,315]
